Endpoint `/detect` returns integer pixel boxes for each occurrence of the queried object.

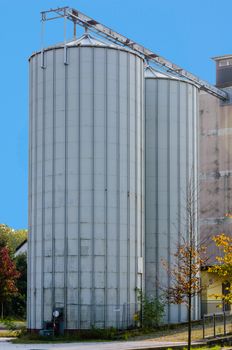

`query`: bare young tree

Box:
[162,181,208,350]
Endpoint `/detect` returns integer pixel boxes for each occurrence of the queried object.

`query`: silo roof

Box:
[145,66,182,80]
[29,33,143,61]
[212,54,232,61]
[145,65,198,87]
[66,33,117,48]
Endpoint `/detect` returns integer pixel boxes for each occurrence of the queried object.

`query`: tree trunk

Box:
[187,294,192,350]
[1,302,3,320]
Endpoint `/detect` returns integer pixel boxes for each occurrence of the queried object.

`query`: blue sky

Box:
[1,0,232,229]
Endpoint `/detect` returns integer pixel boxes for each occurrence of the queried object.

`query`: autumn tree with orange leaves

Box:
[162,181,208,350]
[163,238,208,349]
[0,245,20,318]
[208,233,232,304]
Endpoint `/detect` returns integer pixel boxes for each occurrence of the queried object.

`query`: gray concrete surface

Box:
[0,338,204,350]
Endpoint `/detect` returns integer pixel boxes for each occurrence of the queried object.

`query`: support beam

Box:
[40,6,228,100]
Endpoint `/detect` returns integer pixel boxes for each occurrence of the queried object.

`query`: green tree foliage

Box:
[136,289,165,328]
[0,224,27,255]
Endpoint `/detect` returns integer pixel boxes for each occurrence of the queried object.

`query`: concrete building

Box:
[15,239,27,257]
[200,55,232,314]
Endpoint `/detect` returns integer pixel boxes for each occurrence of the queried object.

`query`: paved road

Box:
[0,338,205,350]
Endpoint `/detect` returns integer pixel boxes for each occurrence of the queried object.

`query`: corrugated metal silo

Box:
[28,33,144,331]
[145,67,199,323]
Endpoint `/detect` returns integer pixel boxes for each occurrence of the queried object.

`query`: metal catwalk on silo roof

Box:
[39,6,228,100]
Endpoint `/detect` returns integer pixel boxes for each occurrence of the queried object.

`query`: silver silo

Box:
[145,67,199,323]
[28,33,144,331]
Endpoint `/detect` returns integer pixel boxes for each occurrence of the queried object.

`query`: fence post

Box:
[203,315,205,339]
[213,313,216,337]
[127,303,129,329]
[122,303,126,329]
[224,312,226,335]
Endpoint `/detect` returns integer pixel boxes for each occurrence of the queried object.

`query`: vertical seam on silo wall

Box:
[91,48,95,326]
[135,56,138,291]
[177,82,181,323]
[33,55,38,328]
[51,49,56,312]
[186,84,189,241]
[104,48,108,327]
[155,79,159,297]
[192,85,196,320]
[196,87,199,321]
[77,48,81,328]
[127,53,131,320]
[196,88,199,245]
[64,55,68,329]
[167,80,171,323]
[28,58,33,329]
[141,60,144,286]
[192,85,195,195]
[116,50,121,317]
[41,55,46,327]
[141,62,144,291]
[144,76,147,293]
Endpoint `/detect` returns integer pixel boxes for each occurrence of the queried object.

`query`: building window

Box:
[219,59,232,67]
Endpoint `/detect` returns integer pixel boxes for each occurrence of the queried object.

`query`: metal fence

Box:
[203,311,232,339]
[201,300,231,316]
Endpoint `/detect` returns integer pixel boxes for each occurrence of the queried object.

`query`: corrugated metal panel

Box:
[145,70,199,323]
[28,41,144,330]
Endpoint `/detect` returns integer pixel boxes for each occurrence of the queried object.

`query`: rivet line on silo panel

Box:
[193,84,197,321]
[155,79,159,299]
[28,57,33,330]
[134,55,138,295]
[167,79,171,324]
[185,84,189,245]
[141,59,144,285]
[196,87,200,320]
[63,58,68,329]
[41,55,46,327]
[103,48,108,328]
[126,53,131,325]
[177,82,181,323]
[116,49,120,329]
[51,49,56,317]
[140,59,143,285]
[134,57,140,294]
[91,47,95,326]
[192,85,197,321]
[77,48,81,329]
[33,55,38,329]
